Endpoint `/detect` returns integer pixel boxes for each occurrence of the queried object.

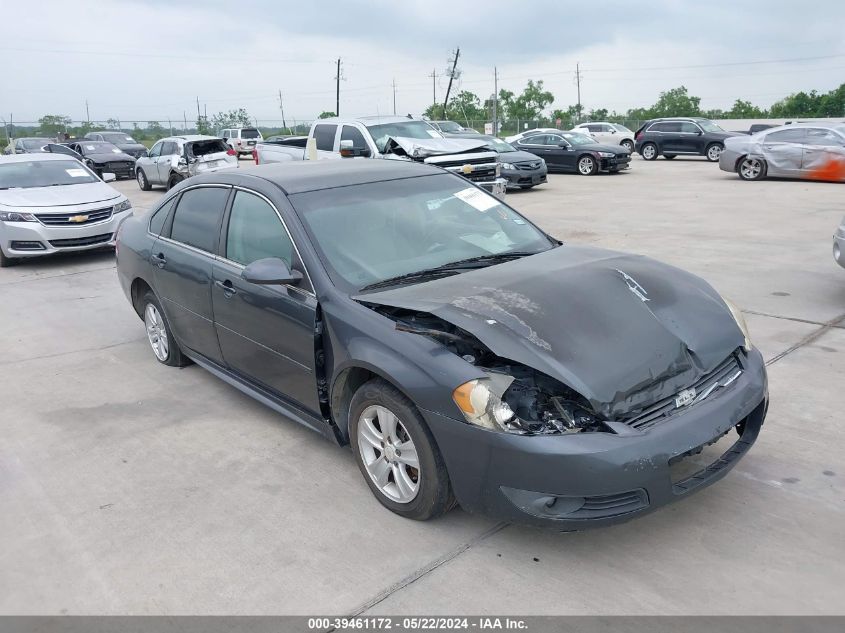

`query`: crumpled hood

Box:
[357,245,744,418]
[384,136,491,159]
[0,182,122,208]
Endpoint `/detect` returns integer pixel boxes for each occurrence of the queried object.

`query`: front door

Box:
[677,121,704,153]
[211,188,321,416]
[760,128,806,177]
[151,185,230,364]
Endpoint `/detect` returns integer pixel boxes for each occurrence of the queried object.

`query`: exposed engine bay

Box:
[370,305,606,435]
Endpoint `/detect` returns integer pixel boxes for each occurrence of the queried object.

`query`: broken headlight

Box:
[452,374,604,435]
[721,297,752,351]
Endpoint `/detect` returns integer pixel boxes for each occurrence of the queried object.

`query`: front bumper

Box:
[601,155,631,171]
[476,177,508,199]
[834,227,845,270]
[422,348,768,529]
[502,167,548,189]
[0,209,133,258]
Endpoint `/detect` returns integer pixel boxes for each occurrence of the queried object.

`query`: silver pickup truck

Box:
[253,116,507,197]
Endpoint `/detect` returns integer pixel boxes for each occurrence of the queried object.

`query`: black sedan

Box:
[450,133,547,190]
[512,130,631,175]
[116,160,767,529]
[66,141,136,179]
[85,131,148,159]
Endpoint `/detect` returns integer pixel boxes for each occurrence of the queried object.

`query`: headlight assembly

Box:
[113,200,132,214]
[500,163,516,170]
[0,211,37,222]
[722,297,752,351]
[598,151,615,158]
[452,372,605,435]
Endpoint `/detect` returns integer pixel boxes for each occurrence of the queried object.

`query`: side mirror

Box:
[339,139,371,158]
[558,142,571,150]
[101,172,117,183]
[242,257,303,286]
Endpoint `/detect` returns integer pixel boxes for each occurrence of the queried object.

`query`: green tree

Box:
[317,111,337,119]
[503,80,554,120]
[146,121,166,139]
[211,108,253,131]
[106,118,121,130]
[727,99,765,118]
[37,114,71,137]
[423,103,445,119]
[445,90,486,124]
[588,108,609,120]
[196,116,211,135]
[651,86,701,117]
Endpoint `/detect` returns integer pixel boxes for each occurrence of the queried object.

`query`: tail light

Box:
[252,148,259,164]
[237,140,242,145]
[635,131,643,140]
[226,148,237,156]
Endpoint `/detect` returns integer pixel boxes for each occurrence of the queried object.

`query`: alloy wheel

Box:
[357,405,420,503]
[707,145,722,161]
[642,144,656,160]
[144,303,169,361]
[740,157,763,180]
[578,156,596,175]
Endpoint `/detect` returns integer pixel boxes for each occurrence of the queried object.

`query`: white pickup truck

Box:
[253,116,507,197]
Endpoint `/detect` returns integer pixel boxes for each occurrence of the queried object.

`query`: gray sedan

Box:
[450,133,548,189]
[834,216,845,270]
[720,122,845,181]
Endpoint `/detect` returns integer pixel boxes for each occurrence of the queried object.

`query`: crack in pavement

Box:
[0,265,117,287]
[0,338,145,367]
[743,309,845,330]
[765,312,845,366]
[348,522,509,617]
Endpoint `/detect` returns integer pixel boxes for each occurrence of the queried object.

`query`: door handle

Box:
[215,279,237,297]
[153,252,167,268]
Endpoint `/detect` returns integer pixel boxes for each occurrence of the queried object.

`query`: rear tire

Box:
[640,143,658,160]
[349,378,455,521]
[664,154,676,160]
[705,143,723,162]
[737,156,767,181]
[136,168,152,191]
[166,174,184,191]
[141,291,190,367]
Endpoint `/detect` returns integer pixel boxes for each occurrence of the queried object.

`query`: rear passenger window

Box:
[160,141,178,156]
[149,197,176,235]
[225,191,293,267]
[170,187,229,253]
[313,124,337,151]
[766,129,808,143]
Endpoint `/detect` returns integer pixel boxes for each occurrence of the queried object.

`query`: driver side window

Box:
[148,142,162,158]
[225,191,294,269]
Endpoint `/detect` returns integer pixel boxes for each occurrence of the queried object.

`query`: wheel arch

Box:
[129,277,155,319]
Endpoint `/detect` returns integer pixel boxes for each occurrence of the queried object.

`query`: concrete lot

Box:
[1,157,844,615]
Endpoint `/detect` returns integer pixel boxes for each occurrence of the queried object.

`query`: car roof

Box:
[320,115,421,126]
[191,159,444,195]
[0,152,73,164]
[16,137,53,141]
[156,135,221,142]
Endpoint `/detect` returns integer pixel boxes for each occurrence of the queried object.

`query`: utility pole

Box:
[85,99,90,124]
[196,96,201,119]
[442,47,460,113]
[335,58,342,116]
[392,78,397,115]
[168,119,173,135]
[493,66,498,136]
[183,111,188,132]
[575,62,582,123]
[430,69,437,106]
[278,89,288,132]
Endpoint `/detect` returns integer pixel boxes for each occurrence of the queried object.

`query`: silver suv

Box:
[220,127,263,157]
[135,135,237,191]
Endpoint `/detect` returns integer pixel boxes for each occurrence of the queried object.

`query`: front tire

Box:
[141,291,190,367]
[350,378,455,521]
[0,247,16,268]
[737,156,767,181]
[577,155,598,175]
[137,168,152,191]
[621,139,634,153]
[705,143,723,162]
[640,142,658,160]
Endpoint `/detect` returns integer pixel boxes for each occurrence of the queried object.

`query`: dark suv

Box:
[634,118,742,162]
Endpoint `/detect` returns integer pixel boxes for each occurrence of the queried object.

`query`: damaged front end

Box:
[373,306,606,436]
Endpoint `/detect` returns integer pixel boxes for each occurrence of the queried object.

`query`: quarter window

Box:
[169,187,229,253]
[313,124,338,152]
[225,191,293,267]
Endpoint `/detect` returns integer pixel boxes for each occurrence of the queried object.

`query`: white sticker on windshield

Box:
[426,130,440,138]
[66,168,88,177]
[85,145,96,150]
[112,148,121,153]
[453,187,499,212]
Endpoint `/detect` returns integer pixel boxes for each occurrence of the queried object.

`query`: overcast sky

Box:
[4,0,845,125]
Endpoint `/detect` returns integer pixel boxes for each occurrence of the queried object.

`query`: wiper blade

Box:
[359,251,536,292]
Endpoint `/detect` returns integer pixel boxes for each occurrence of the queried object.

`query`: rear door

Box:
[156,141,178,182]
[658,122,685,152]
[211,188,321,415]
[312,123,339,159]
[151,185,230,363]
[801,128,845,176]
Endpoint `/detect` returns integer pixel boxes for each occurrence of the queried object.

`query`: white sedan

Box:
[572,122,636,153]
[0,153,132,267]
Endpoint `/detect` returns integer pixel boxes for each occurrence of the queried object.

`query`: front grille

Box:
[36,207,113,226]
[48,233,113,248]
[621,352,743,430]
[106,161,133,172]
[515,161,542,170]
[569,489,649,519]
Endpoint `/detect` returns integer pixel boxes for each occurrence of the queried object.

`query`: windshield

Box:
[698,120,725,133]
[613,124,633,134]
[366,121,442,153]
[241,128,261,139]
[80,142,122,155]
[437,121,463,133]
[101,133,136,144]
[560,132,597,146]
[0,160,98,189]
[22,138,51,149]
[292,174,555,292]
[485,137,516,153]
